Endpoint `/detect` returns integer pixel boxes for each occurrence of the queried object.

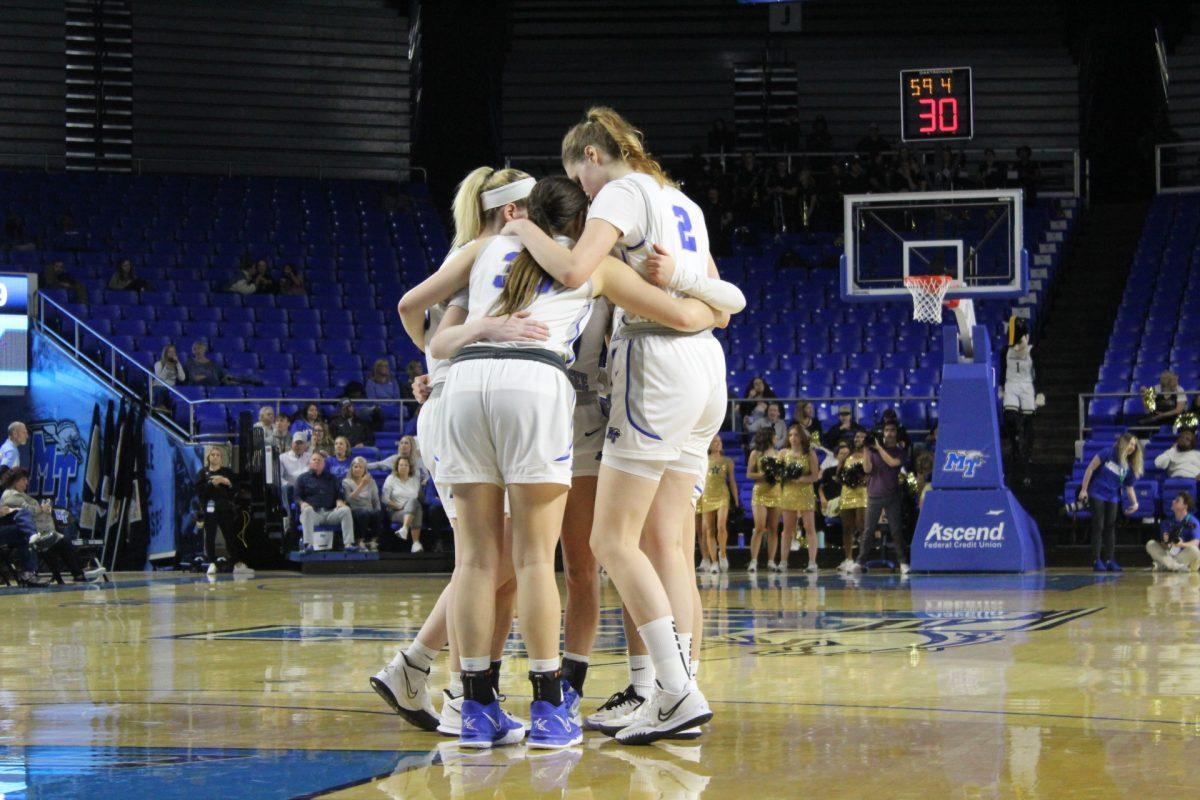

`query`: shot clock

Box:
[900,67,974,142]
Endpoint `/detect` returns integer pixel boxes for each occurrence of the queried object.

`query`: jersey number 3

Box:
[672,206,697,252]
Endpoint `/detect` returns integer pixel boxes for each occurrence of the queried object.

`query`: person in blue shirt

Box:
[1078,432,1143,572]
[0,422,27,469]
[1146,491,1200,572]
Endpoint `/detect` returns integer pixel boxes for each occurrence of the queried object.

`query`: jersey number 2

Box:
[672,206,697,252]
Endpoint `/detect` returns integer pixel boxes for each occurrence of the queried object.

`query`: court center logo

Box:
[942,449,986,478]
[30,418,83,506]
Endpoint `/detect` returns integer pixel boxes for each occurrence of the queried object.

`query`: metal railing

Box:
[726,395,937,441]
[1075,389,1187,446]
[1155,141,1200,194]
[36,293,419,445]
[0,152,427,184]
[505,147,1083,198]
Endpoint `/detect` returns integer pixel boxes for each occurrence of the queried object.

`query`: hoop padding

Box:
[904,276,962,324]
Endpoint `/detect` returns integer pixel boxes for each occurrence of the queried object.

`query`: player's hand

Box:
[487,311,549,344]
[499,218,529,237]
[644,244,677,288]
[412,374,431,405]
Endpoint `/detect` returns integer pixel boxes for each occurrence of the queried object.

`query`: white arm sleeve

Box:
[665,269,746,313]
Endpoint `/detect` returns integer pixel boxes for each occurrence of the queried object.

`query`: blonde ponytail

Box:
[450,166,533,249]
[561,106,677,188]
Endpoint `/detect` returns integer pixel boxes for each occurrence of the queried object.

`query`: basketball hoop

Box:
[904,275,963,324]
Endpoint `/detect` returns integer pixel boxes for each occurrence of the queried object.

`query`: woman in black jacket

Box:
[195,446,249,573]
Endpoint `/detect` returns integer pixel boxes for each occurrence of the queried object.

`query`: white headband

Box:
[481,177,535,210]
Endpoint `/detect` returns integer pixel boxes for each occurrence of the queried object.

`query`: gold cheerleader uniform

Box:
[697,458,731,514]
[839,453,868,510]
[778,451,816,512]
[751,451,782,509]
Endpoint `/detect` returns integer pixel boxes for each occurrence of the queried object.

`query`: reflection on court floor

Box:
[3,570,1198,798]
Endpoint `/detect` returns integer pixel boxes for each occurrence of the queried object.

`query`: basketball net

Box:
[904,275,976,357]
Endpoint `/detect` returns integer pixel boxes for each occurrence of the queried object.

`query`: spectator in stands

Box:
[822,405,866,450]
[850,421,909,574]
[252,259,277,293]
[1013,145,1041,205]
[1155,429,1200,478]
[1078,432,1143,572]
[291,403,323,439]
[797,167,821,230]
[892,148,928,192]
[794,401,823,444]
[707,117,736,154]
[805,115,834,152]
[931,146,966,191]
[229,262,259,295]
[107,258,149,292]
[3,215,35,251]
[195,446,250,574]
[310,422,333,455]
[1146,491,1200,572]
[366,359,401,407]
[327,436,352,480]
[279,263,306,296]
[0,468,97,583]
[253,406,276,442]
[733,151,765,224]
[841,157,872,194]
[977,148,1005,189]
[0,422,27,469]
[185,340,226,387]
[872,408,911,453]
[765,159,799,232]
[44,260,86,303]
[740,376,776,431]
[0,498,44,585]
[835,432,869,572]
[856,124,890,159]
[271,414,291,453]
[383,454,425,552]
[296,451,355,552]
[329,400,372,447]
[748,402,787,451]
[343,456,381,551]
[402,360,423,401]
[1141,371,1188,426]
[154,344,186,387]
[279,433,310,488]
[702,187,734,256]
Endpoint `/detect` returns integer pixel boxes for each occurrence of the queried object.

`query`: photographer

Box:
[0,468,100,583]
[851,422,910,574]
[1146,491,1200,572]
[195,446,250,574]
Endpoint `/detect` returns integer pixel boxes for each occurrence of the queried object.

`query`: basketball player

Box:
[372,168,539,734]
[502,108,745,743]
[409,176,735,747]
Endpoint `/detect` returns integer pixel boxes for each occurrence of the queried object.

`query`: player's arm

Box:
[642,245,746,315]
[501,217,619,289]
[427,308,550,360]
[591,257,722,332]
[396,239,486,350]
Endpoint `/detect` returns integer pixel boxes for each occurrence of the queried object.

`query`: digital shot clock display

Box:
[900,67,974,142]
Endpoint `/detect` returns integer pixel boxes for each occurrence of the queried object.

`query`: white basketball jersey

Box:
[465,234,595,364]
[568,296,612,395]
[425,243,470,388]
[588,172,711,330]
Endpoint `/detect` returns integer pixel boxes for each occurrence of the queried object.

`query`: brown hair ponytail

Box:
[561,106,677,188]
[493,177,589,317]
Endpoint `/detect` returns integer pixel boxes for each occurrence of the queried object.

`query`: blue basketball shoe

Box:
[561,679,582,727]
[528,699,583,749]
[458,699,525,749]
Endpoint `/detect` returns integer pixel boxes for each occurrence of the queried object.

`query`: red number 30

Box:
[918,97,959,134]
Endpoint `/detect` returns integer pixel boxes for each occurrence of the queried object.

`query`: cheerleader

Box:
[835,431,869,572]
[777,424,821,572]
[410,176,732,749]
[502,108,745,744]
[371,167,536,735]
[695,435,737,574]
[746,427,781,573]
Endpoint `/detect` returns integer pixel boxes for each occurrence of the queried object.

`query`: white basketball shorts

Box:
[571,396,607,479]
[1003,380,1036,413]
[416,389,455,520]
[439,358,576,488]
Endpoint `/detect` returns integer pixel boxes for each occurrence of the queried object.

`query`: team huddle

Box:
[368,107,746,749]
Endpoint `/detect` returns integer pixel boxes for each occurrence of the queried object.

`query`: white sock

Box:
[637,616,690,694]
[676,633,693,668]
[448,671,463,697]
[460,656,490,673]
[563,651,590,665]
[402,640,438,672]
[629,654,654,696]
[528,657,560,673]
[690,659,700,681]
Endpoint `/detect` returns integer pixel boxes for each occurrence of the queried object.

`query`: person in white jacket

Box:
[1154,429,1200,478]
